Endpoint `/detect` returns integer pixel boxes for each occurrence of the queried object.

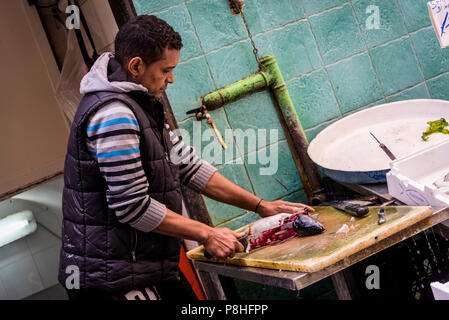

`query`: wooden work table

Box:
[193,183,449,300]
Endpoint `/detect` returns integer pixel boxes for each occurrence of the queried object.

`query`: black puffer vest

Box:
[58,59,183,292]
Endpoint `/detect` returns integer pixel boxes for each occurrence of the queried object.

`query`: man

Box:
[59,15,313,300]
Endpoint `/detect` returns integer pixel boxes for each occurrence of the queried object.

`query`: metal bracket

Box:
[186,105,208,121]
[228,0,245,15]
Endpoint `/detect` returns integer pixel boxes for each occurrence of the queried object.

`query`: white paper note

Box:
[428,0,449,48]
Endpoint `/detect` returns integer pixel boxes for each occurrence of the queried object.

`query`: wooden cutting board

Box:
[187,206,433,273]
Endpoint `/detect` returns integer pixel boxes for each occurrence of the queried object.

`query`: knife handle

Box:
[204,249,212,259]
[344,204,369,217]
[380,144,396,161]
[204,235,247,259]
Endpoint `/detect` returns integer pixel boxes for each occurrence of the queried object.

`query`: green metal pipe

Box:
[201,71,271,110]
[259,55,325,203]
[201,55,326,203]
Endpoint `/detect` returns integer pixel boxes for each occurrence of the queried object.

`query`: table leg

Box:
[331,270,353,300]
[197,270,227,300]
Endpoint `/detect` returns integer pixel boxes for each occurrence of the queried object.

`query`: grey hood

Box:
[80,52,148,95]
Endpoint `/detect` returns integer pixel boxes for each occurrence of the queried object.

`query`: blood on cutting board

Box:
[248,214,302,250]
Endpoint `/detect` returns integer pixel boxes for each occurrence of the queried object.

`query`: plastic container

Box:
[386,139,449,227]
[431,281,449,300]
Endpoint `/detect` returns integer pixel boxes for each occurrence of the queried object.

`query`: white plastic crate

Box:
[386,139,449,227]
[431,281,449,300]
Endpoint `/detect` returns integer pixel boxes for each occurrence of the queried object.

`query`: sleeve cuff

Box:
[187,160,218,193]
[130,198,167,233]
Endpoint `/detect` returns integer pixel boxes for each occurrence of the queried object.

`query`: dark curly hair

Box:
[114,15,183,67]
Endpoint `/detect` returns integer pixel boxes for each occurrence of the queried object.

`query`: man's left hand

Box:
[257,200,315,218]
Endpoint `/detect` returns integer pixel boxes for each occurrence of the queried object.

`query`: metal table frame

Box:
[193,183,449,300]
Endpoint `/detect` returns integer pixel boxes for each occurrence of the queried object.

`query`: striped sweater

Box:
[86,101,217,232]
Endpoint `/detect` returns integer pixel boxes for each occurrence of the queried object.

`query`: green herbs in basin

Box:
[422,118,449,141]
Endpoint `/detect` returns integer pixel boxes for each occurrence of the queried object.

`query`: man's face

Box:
[134,47,180,99]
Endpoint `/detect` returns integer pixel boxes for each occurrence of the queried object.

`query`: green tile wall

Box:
[369,37,423,95]
[186,0,247,52]
[244,0,305,34]
[411,27,449,79]
[326,52,382,113]
[352,0,407,48]
[309,4,365,64]
[206,40,259,88]
[253,20,322,80]
[133,0,448,300]
[302,0,346,15]
[397,0,432,32]
[287,69,340,128]
[155,4,202,61]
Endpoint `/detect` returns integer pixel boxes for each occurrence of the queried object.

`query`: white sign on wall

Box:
[428,0,449,48]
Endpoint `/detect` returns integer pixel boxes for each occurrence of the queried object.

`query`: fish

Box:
[244,209,325,252]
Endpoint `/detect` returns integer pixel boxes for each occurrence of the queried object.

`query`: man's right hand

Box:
[203,228,245,259]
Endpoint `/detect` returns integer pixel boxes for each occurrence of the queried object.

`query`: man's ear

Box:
[127,57,145,78]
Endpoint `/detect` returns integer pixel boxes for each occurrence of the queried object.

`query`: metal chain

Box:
[240,11,265,71]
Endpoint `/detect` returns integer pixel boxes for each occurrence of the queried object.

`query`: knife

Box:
[204,220,298,258]
[369,132,397,161]
[322,199,372,217]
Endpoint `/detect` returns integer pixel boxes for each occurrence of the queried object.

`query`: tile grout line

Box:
[347,2,386,108]
[160,1,437,150]
[183,2,218,91]
[304,116,342,133]
[394,0,432,98]
[177,4,434,83]
[243,138,287,158]
[143,2,185,17]
[383,81,427,100]
[297,1,346,119]
[408,24,434,36]
[284,32,417,86]
[302,19,343,116]
[216,185,308,226]
[242,139,286,158]
[201,7,266,196]
[215,186,308,228]
[348,0,386,99]
[299,17,318,71]
[182,0,243,160]
[341,97,384,115]
[215,211,251,229]
[426,69,449,82]
[299,0,325,67]
[305,2,350,19]
[221,104,257,195]
[175,3,432,68]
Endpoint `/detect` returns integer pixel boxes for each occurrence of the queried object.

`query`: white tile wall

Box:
[0,176,64,299]
[0,199,13,219]
[25,225,60,255]
[34,210,61,237]
[0,255,44,300]
[33,245,61,288]
[10,198,47,214]
[25,283,67,300]
[43,284,67,300]
[0,239,29,269]
[0,277,8,299]
[12,176,63,216]
[0,0,117,300]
